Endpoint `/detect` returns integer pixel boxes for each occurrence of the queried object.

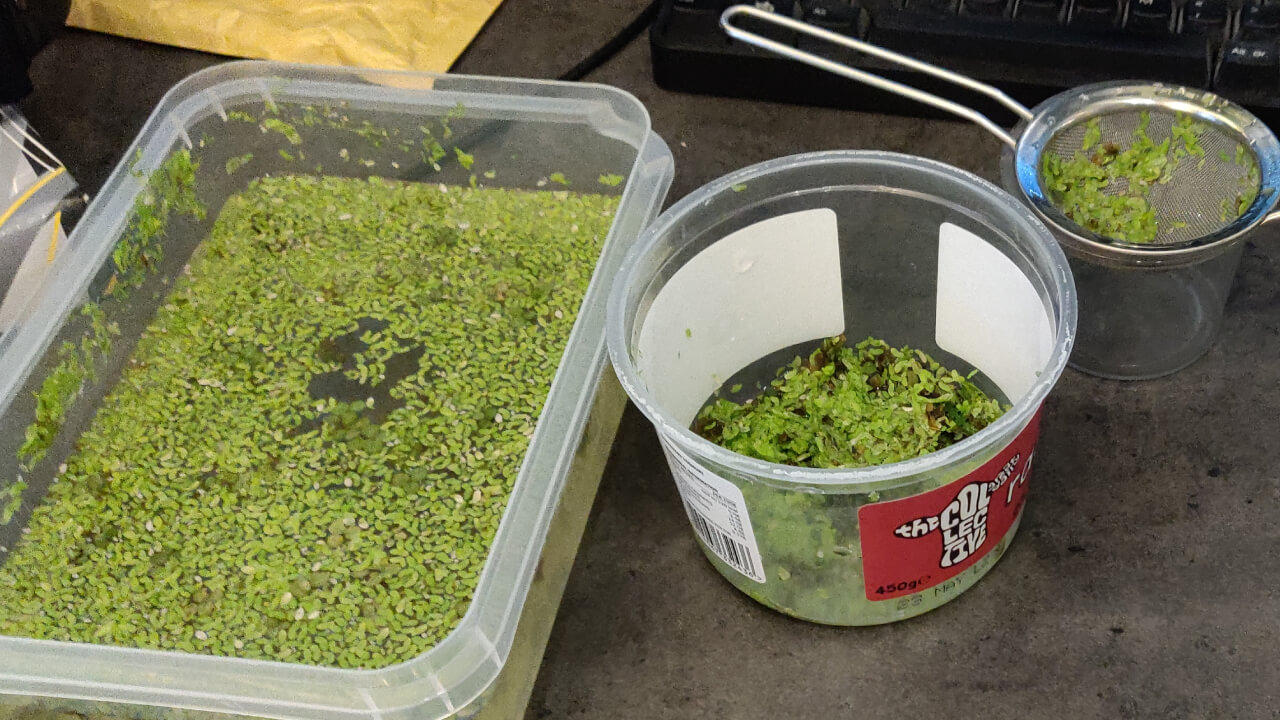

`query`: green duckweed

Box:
[694,335,1007,468]
[0,174,619,670]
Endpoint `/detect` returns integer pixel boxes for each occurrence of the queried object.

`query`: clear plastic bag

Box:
[0,106,77,334]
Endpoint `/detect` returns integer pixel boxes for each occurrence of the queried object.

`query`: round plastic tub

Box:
[607,151,1077,625]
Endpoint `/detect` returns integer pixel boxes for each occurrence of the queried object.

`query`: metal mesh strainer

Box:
[721,5,1280,263]
[1040,108,1259,246]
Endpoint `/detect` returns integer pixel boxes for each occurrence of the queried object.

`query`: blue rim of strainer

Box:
[1013,81,1280,266]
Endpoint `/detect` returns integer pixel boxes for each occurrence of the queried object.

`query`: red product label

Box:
[857,407,1043,601]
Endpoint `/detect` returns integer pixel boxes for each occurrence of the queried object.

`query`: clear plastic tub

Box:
[1053,246,1244,380]
[0,62,673,720]
[608,151,1076,625]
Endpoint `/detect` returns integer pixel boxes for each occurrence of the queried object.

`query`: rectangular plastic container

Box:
[0,62,673,720]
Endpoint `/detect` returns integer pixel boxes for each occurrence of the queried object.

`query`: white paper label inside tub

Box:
[934,222,1053,402]
[635,208,843,425]
[658,434,767,584]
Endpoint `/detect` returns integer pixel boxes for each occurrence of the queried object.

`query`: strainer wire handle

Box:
[720,5,1032,148]
[0,106,65,174]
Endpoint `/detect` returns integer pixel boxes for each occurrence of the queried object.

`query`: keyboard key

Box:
[1215,39,1280,91]
[910,0,961,15]
[1126,0,1175,33]
[796,0,868,58]
[1015,0,1066,22]
[732,1,800,47]
[963,0,1009,15]
[756,0,797,14]
[1070,0,1119,26]
[1183,0,1229,36]
[1238,0,1280,40]
[800,0,862,30]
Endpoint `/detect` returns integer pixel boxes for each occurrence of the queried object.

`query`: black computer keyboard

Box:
[651,0,1280,127]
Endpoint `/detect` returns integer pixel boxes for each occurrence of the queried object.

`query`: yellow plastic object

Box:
[67,0,504,72]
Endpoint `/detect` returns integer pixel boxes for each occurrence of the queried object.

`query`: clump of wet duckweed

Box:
[1041,112,1260,243]
[0,174,619,669]
[689,336,1009,621]
[694,335,1007,468]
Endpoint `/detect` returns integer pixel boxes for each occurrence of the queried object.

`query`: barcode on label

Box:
[683,500,757,579]
[659,434,766,583]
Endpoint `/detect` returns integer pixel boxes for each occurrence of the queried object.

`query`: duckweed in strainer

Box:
[0,174,619,669]
[1041,112,1260,243]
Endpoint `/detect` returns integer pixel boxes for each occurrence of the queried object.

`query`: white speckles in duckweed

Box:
[0,174,619,670]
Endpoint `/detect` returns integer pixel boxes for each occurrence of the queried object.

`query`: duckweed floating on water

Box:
[224,153,254,175]
[0,174,619,670]
[14,149,202,476]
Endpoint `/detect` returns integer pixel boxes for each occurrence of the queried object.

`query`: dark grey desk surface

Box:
[19,2,1280,718]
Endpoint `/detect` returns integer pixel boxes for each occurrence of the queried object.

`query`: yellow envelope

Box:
[68,0,504,72]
